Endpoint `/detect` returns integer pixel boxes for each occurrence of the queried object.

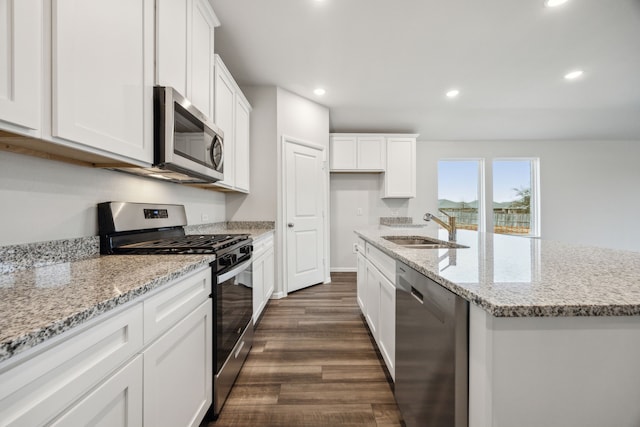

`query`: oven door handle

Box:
[217,258,252,284]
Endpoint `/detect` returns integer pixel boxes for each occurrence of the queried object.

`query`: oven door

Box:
[214,258,253,374]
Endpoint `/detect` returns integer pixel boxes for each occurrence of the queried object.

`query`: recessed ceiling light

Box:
[545,0,569,8]
[446,89,460,98]
[314,88,326,96]
[564,70,584,80]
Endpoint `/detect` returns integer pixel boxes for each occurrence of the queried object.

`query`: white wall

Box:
[225,86,330,296]
[0,151,226,245]
[330,140,640,270]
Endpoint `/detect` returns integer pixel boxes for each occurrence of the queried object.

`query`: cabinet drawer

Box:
[253,232,274,259]
[143,267,211,345]
[0,303,143,426]
[365,243,396,284]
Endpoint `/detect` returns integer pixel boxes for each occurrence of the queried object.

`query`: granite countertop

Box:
[356,227,640,317]
[0,254,215,363]
[0,221,275,364]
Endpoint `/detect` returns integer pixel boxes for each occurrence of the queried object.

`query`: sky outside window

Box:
[438,160,480,230]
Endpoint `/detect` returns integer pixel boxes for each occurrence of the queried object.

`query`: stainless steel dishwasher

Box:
[395,261,469,427]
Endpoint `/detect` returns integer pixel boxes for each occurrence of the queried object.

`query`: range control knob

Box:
[219,254,236,267]
[240,245,253,254]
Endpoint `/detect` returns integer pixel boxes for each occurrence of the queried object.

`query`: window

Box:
[437,160,484,232]
[493,159,539,236]
[436,158,540,236]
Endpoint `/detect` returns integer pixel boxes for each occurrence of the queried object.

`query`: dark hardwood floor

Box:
[210,272,403,427]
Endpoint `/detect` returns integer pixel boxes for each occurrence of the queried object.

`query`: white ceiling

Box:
[210,0,640,141]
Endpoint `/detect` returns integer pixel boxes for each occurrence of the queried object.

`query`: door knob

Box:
[288,223,294,228]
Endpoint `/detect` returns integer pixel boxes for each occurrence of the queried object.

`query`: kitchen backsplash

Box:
[0,236,100,274]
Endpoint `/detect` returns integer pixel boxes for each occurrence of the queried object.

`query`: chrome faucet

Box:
[423,211,457,241]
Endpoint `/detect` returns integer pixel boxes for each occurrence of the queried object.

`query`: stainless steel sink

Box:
[382,235,468,249]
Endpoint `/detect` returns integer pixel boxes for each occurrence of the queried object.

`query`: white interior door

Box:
[285,139,325,293]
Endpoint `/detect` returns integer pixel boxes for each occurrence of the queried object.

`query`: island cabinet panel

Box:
[51,0,154,164]
[0,0,42,136]
[469,305,640,427]
[356,251,367,311]
[357,241,396,380]
[0,304,144,426]
[50,355,143,427]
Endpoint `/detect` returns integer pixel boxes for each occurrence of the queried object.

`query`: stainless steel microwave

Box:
[153,86,224,183]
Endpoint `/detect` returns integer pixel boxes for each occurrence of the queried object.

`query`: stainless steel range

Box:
[98,202,253,419]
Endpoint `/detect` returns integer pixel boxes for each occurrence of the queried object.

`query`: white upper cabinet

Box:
[52,0,155,164]
[212,55,251,193]
[156,0,219,121]
[0,0,41,136]
[155,0,188,96]
[234,95,251,192]
[383,137,416,198]
[329,134,385,172]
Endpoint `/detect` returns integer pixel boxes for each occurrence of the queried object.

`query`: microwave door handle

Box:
[217,258,252,284]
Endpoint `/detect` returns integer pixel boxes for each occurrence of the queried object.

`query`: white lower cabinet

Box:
[51,355,143,427]
[356,251,366,312]
[356,241,396,380]
[0,266,212,427]
[365,259,380,339]
[252,232,275,324]
[143,299,212,427]
[0,304,144,426]
[378,271,396,379]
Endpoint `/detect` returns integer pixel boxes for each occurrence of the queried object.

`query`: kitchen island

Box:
[356,228,640,427]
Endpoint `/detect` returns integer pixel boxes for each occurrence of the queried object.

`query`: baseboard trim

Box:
[330,267,357,273]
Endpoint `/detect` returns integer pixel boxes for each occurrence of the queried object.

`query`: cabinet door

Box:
[52,0,154,164]
[383,137,416,198]
[364,259,380,339]
[329,136,357,170]
[143,300,212,427]
[0,0,41,134]
[252,254,265,324]
[357,136,385,171]
[356,251,366,313]
[234,95,251,192]
[214,58,236,187]
[378,273,396,380]
[263,247,275,302]
[50,355,143,427]
[155,0,188,96]
[190,0,216,120]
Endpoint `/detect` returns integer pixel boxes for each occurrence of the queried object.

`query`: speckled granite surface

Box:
[356,228,640,317]
[0,254,214,363]
[0,236,99,274]
[380,216,413,225]
[185,221,275,239]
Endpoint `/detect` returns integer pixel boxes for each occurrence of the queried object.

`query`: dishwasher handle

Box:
[411,287,424,304]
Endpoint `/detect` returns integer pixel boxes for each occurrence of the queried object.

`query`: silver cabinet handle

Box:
[288,223,294,228]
